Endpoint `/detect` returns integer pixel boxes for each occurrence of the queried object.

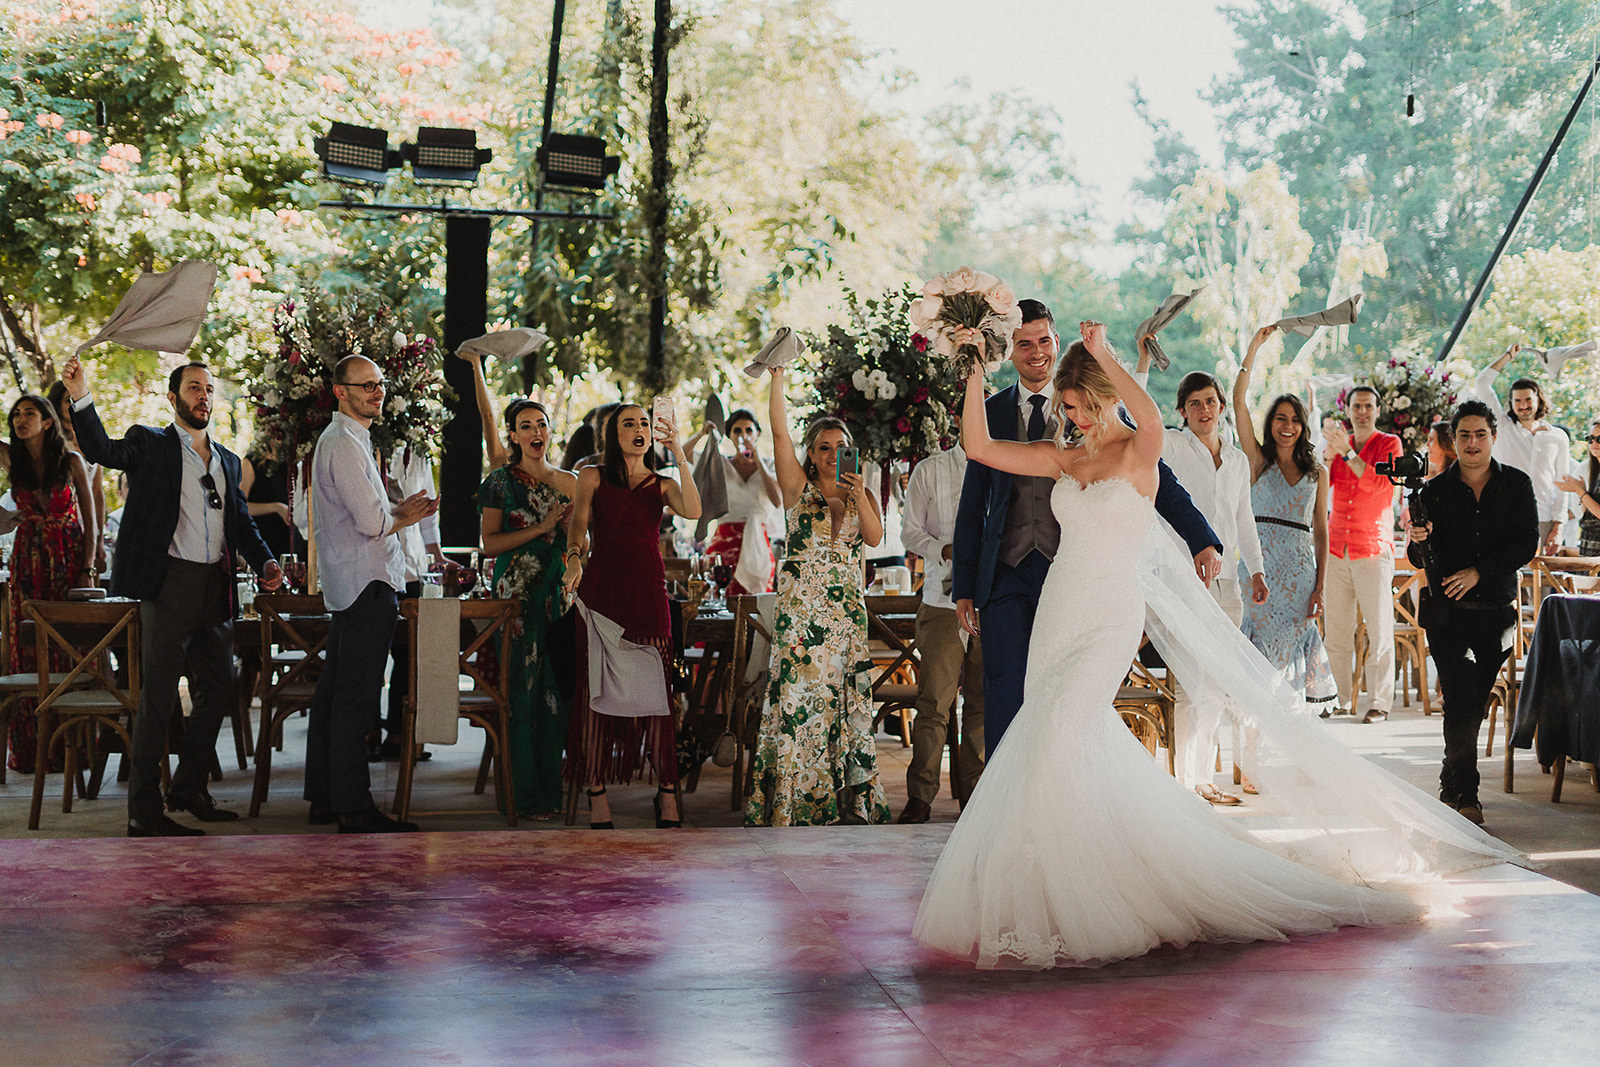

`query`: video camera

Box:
[1373,450,1434,574]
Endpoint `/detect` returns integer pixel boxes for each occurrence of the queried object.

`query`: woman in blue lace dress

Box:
[1232,325,1337,709]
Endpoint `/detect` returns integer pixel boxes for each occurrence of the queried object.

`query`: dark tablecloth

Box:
[1511,594,1600,766]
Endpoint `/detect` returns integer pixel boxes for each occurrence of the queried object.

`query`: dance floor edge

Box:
[1,826,1597,1066]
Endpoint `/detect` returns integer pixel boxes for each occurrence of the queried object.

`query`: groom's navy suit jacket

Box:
[72,400,273,602]
[951,383,1221,608]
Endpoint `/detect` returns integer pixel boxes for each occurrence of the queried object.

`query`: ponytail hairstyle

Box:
[503,398,548,467]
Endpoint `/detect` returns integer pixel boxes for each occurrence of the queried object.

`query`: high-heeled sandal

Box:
[653,788,681,829]
[587,787,614,830]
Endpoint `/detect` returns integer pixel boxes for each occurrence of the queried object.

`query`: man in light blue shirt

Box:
[307,354,437,833]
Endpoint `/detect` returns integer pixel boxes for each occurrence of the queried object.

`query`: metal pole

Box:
[644,0,670,393]
[1435,53,1600,363]
[524,2,565,302]
[441,215,491,550]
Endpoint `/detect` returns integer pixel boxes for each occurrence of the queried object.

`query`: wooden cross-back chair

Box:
[392,598,518,826]
[248,594,328,817]
[25,599,141,830]
[1115,640,1177,776]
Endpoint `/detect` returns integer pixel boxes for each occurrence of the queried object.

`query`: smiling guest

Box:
[1321,383,1403,722]
[479,399,575,819]
[62,356,283,836]
[1408,400,1538,825]
[745,365,888,826]
[1474,344,1570,555]
[563,402,700,828]
[1233,326,1337,716]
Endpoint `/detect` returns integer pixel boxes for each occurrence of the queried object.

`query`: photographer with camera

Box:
[1407,400,1539,826]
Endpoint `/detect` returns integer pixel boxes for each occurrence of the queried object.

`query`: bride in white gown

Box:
[913,322,1519,970]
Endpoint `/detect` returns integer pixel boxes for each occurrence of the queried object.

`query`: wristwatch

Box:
[1344,449,1359,463]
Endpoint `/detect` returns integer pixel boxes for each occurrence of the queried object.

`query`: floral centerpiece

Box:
[907,265,1023,376]
[246,286,452,467]
[1337,352,1472,451]
[806,285,963,482]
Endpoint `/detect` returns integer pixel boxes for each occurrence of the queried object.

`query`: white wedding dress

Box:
[913,474,1519,970]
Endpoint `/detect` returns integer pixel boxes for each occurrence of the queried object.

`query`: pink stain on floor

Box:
[1,826,1596,1065]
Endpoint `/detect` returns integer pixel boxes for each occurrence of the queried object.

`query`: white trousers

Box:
[1175,578,1243,789]
[1324,551,1395,713]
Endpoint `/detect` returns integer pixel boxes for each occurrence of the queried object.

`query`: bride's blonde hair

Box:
[1052,340,1121,450]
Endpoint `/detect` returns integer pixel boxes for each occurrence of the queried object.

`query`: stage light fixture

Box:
[536,133,621,191]
[402,126,494,186]
[313,122,400,186]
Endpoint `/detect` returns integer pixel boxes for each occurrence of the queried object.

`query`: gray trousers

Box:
[906,602,985,805]
[130,559,234,819]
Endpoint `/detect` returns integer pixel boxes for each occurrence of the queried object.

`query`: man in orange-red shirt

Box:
[1322,385,1403,722]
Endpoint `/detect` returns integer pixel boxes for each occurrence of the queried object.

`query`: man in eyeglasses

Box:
[61,357,283,837]
[306,355,437,833]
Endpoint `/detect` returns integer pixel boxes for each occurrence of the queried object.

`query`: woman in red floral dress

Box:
[1,395,96,773]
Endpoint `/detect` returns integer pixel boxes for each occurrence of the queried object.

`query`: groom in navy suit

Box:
[952,299,1223,757]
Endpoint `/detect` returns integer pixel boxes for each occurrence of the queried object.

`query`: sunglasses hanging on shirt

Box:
[200,472,223,510]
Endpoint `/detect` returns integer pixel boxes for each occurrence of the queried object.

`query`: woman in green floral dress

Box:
[479,399,575,819]
[745,366,891,826]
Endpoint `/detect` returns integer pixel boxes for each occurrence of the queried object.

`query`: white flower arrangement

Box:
[907,265,1024,376]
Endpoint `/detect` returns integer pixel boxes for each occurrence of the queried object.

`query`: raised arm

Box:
[459,349,509,470]
[562,466,601,597]
[1081,321,1162,468]
[656,414,702,521]
[768,367,806,507]
[960,366,1061,479]
[68,451,97,585]
[1234,325,1274,475]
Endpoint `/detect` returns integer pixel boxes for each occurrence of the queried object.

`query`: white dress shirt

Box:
[170,428,226,564]
[1159,426,1264,580]
[386,450,440,583]
[1018,382,1052,440]
[902,444,967,611]
[312,411,405,612]
[1474,367,1571,522]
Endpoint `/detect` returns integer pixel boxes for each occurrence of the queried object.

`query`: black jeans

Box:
[305,581,399,814]
[1422,598,1515,808]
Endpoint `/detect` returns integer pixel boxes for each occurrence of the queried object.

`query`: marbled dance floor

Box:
[2,826,1599,1066]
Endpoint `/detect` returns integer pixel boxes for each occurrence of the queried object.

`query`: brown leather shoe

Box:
[896,799,932,824]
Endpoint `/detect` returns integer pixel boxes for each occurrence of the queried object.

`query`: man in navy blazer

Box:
[952,300,1222,757]
[63,357,281,836]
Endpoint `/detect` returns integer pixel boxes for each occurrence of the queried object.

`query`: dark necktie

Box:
[1027,394,1046,442]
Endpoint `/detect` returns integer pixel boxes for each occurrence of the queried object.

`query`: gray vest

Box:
[998,396,1061,567]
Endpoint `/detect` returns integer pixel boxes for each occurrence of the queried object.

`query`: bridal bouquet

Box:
[907,266,1024,377]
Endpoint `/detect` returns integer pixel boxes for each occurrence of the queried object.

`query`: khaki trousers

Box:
[1325,551,1395,713]
[906,602,985,805]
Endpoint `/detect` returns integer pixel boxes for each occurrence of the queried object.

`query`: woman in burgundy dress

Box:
[563,404,701,827]
[1,395,96,773]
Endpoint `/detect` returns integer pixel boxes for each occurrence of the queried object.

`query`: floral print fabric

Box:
[745,483,889,826]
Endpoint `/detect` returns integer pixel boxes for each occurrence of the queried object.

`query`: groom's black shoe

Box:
[128,813,204,837]
[166,791,238,822]
[897,799,932,824]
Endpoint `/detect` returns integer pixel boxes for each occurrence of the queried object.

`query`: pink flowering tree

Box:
[0,0,466,396]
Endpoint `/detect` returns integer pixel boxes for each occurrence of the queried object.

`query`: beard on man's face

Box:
[175,394,211,429]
